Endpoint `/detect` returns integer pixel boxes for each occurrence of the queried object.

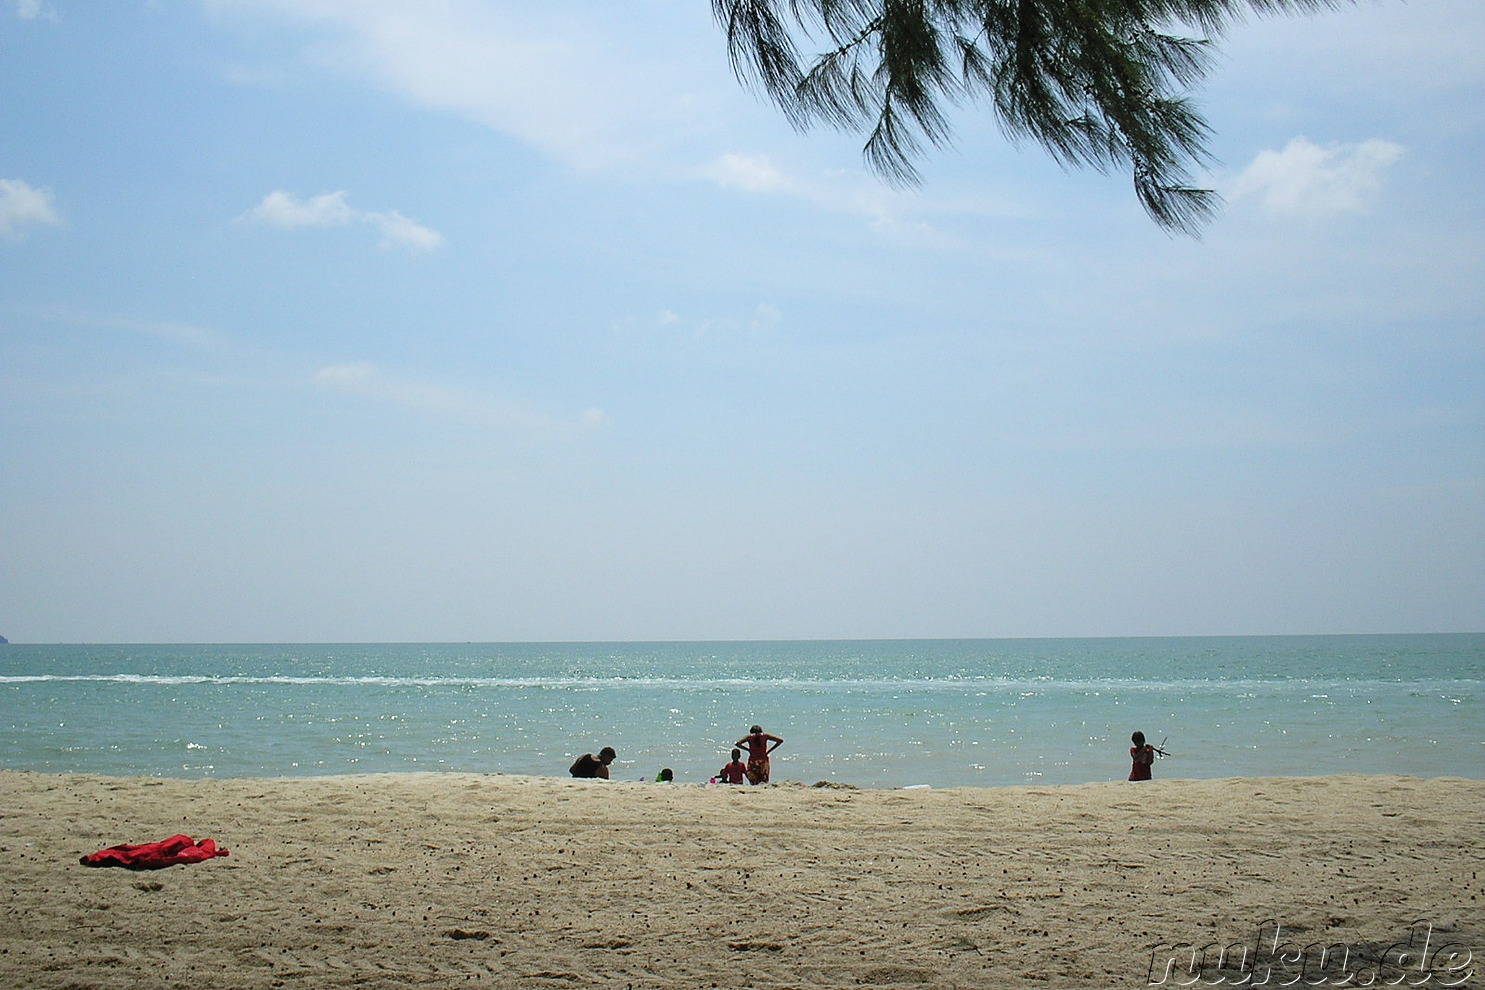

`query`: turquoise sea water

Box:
[0,635,1479,789]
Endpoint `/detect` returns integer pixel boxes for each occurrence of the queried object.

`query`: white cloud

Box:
[0,177,60,237]
[706,153,794,195]
[15,0,58,21]
[313,362,604,435]
[240,190,442,250]
[242,189,356,228]
[1226,137,1405,217]
[206,0,736,174]
[750,303,781,331]
[703,151,927,230]
[210,3,941,224]
[364,209,444,251]
[313,362,378,386]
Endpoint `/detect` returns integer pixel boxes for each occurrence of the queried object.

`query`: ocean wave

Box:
[0,673,1478,695]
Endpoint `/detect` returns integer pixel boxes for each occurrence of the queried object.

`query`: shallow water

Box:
[0,634,1479,788]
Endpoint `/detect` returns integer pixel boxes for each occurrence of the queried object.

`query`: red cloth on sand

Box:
[80,834,230,870]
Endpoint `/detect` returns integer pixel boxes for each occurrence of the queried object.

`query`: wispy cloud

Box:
[313,362,606,436]
[699,150,1031,240]
[617,300,787,344]
[364,209,443,251]
[14,0,59,21]
[1225,137,1404,217]
[0,177,61,237]
[239,189,443,250]
[702,151,921,230]
[207,0,735,174]
[706,153,795,195]
[32,305,234,353]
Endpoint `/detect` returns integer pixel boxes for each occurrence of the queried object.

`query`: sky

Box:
[1,0,1481,644]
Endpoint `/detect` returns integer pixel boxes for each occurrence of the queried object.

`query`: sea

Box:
[0,635,1479,789]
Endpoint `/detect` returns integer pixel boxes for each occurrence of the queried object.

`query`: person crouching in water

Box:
[570,746,616,779]
[737,725,783,784]
[718,748,747,784]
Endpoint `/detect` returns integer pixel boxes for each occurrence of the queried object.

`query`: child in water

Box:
[717,748,747,785]
[1129,731,1156,781]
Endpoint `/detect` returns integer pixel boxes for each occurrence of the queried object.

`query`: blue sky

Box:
[2,0,1481,643]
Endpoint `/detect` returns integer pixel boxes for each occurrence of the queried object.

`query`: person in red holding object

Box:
[1129,731,1157,781]
[717,748,748,784]
[736,724,783,785]
[80,834,229,870]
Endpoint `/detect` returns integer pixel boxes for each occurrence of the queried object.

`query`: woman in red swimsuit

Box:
[737,725,784,784]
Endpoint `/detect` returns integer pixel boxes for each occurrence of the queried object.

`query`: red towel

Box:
[80,834,230,870]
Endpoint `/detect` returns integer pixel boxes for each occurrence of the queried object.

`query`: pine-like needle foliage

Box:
[713,0,1350,234]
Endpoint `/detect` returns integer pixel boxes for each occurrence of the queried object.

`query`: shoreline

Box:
[2,771,1481,988]
[6,765,1485,787]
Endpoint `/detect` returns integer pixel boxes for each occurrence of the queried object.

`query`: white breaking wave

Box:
[0,673,1476,694]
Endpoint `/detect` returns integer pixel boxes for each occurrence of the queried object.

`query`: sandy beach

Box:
[1,771,1480,989]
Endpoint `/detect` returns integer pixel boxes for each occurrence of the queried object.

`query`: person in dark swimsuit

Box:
[570,746,617,778]
[736,725,783,784]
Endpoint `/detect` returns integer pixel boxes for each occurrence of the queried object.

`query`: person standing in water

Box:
[1128,731,1156,781]
[737,725,783,784]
